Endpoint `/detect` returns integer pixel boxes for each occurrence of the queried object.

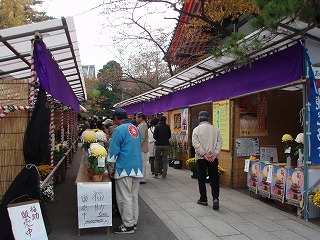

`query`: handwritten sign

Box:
[7,200,48,240]
[77,182,112,229]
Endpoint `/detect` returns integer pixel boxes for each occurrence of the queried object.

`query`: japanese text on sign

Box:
[77,182,112,229]
[7,200,48,240]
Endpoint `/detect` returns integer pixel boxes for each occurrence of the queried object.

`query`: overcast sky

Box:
[38,0,178,72]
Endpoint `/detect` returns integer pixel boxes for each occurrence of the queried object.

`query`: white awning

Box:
[0,17,87,101]
[160,20,320,90]
[115,20,320,108]
[113,87,172,108]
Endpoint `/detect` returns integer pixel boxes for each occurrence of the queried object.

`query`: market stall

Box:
[0,17,86,238]
[113,21,320,221]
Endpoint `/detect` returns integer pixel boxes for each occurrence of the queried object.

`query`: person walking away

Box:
[97,116,103,130]
[107,108,143,234]
[148,117,159,174]
[80,117,90,135]
[135,112,149,184]
[90,116,98,129]
[153,116,171,179]
[192,111,222,210]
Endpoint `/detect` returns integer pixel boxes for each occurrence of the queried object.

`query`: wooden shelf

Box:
[75,162,110,184]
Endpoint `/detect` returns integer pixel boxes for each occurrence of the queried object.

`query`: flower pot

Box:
[168,159,174,167]
[190,170,198,179]
[87,168,94,180]
[173,160,182,169]
[92,172,104,182]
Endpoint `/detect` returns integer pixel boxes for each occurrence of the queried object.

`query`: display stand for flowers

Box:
[75,161,112,235]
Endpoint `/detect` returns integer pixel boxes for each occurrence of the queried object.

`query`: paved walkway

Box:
[47,147,320,239]
[141,167,320,240]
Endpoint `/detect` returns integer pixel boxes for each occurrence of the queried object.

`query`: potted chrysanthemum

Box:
[282,134,294,167]
[94,130,107,142]
[87,143,107,182]
[218,165,226,176]
[294,133,304,167]
[82,130,95,152]
[186,158,226,180]
[186,158,197,178]
[309,188,320,208]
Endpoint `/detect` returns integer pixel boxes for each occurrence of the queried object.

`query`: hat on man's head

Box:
[198,111,209,118]
[112,108,128,120]
[102,118,113,125]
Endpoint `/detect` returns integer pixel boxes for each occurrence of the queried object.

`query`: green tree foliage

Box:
[82,61,123,117]
[252,0,320,29]
[0,0,53,29]
[97,60,123,94]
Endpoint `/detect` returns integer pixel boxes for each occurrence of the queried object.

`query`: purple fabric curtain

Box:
[124,43,303,115]
[33,41,80,113]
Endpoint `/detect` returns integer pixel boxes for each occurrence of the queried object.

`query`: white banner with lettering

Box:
[77,182,112,229]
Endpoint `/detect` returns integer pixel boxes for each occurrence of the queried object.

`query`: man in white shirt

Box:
[192,111,222,210]
[136,112,149,184]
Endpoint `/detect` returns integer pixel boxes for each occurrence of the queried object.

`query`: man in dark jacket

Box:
[153,116,171,179]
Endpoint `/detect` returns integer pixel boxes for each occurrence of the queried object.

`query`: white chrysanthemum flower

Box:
[62,141,68,148]
[94,131,107,141]
[295,133,304,144]
[55,143,61,151]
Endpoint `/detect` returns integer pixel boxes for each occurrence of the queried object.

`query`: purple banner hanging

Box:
[303,46,320,165]
[123,44,303,116]
[33,41,80,113]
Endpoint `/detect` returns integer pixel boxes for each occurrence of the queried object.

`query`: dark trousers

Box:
[155,145,169,177]
[150,156,162,174]
[197,158,219,202]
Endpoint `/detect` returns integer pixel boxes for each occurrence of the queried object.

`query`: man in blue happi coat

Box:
[107,108,143,234]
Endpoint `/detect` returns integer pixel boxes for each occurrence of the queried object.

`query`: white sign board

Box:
[260,147,278,162]
[244,159,250,172]
[77,182,112,229]
[7,200,48,240]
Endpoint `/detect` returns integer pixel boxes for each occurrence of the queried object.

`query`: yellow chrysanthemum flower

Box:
[218,165,226,175]
[37,165,52,179]
[186,158,196,166]
[83,131,95,143]
[90,144,107,158]
[311,189,320,208]
[282,134,294,142]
